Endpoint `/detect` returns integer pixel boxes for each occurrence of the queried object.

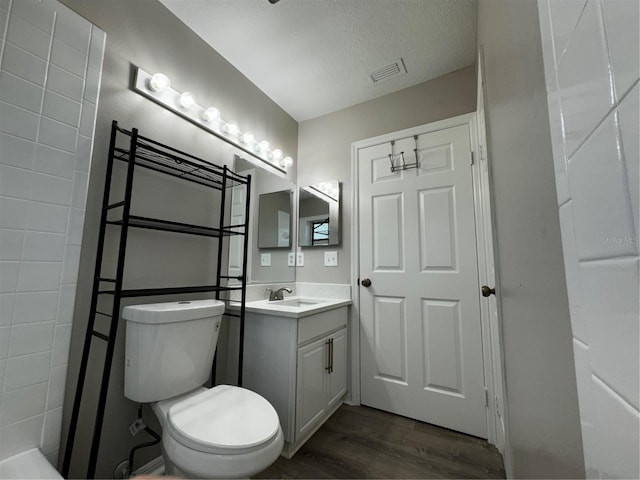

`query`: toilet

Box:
[122,299,284,478]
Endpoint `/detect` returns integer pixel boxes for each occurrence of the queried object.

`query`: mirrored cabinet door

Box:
[298,181,340,247]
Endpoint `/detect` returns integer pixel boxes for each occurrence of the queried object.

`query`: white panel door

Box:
[358,124,487,438]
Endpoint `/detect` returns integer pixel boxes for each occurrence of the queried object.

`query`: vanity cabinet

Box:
[242,305,348,457]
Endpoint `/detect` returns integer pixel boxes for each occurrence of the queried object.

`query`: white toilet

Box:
[122,299,284,478]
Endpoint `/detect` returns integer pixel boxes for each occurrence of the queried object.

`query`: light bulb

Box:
[272,149,283,161]
[280,156,294,168]
[242,132,255,144]
[258,140,270,152]
[201,107,220,122]
[148,73,170,93]
[224,121,239,135]
[179,92,196,109]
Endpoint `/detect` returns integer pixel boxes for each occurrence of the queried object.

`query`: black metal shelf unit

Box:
[61,121,251,479]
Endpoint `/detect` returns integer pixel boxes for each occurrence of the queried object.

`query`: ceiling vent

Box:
[369,59,407,84]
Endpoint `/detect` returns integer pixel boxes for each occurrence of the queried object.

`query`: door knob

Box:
[481,285,495,297]
[361,278,372,287]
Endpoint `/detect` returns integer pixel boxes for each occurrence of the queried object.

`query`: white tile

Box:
[0,326,9,359]
[13,290,58,324]
[70,171,88,208]
[75,135,93,172]
[0,360,5,398]
[27,202,68,234]
[0,229,24,261]
[0,261,19,293]
[558,202,587,342]
[0,414,43,462]
[41,407,62,455]
[6,13,51,60]
[46,364,67,410]
[580,258,639,408]
[42,90,81,129]
[0,71,43,113]
[83,67,101,105]
[549,0,587,59]
[558,0,614,157]
[38,117,78,154]
[3,351,50,392]
[0,197,29,230]
[50,39,86,78]
[22,231,65,262]
[34,144,76,180]
[0,133,36,170]
[0,42,47,86]
[29,172,72,206]
[79,101,96,138]
[537,0,557,86]
[617,84,639,239]
[0,381,47,427]
[45,450,59,471]
[56,284,76,325]
[45,64,83,102]
[547,76,570,205]
[0,293,15,326]
[567,114,636,259]
[591,375,640,479]
[601,0,640,101]
[66,207,85,245]
[0,7,8,39]
[0,101,39,141]
[53,6,90,54]
[11,0,56,34]
[16,261,61,292]
[51,324,70,366]
[61,245,80,284]
[9,321,55,356]
[87,27,105,72]
[0,165,32,200]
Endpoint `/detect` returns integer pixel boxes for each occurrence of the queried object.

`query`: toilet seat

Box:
[165,385,281,455]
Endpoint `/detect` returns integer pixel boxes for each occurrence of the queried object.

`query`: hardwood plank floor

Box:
[255,405,505,479]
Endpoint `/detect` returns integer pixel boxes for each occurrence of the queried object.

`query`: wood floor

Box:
[255,405,505,479]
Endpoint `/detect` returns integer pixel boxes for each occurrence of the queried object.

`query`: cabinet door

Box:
[327,327,348,408]
[296,337,328,438]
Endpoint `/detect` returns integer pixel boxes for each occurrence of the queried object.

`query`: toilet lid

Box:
[166,385,280,454]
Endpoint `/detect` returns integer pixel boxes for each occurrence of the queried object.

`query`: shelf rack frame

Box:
[61,121,251,479]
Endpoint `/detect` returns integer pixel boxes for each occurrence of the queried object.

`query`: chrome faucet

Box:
[266,287,292,301]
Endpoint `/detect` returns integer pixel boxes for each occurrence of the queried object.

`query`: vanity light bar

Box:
[132,67,293,175]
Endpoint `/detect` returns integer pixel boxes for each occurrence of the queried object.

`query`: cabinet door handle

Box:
[329,338,334,374]
[325,339,332,373]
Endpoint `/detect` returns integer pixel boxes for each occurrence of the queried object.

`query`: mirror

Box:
[298,181,341,246]
[258,190,292,248]
[228,156,295,284]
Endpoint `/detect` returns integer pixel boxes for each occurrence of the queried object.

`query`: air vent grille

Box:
[369,59,407,83]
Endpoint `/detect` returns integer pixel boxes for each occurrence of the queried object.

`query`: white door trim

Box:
[349,112,506,450]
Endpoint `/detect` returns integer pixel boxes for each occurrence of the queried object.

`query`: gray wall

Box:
[477,1,585,477]
[297,66,476,283]
[57,0,297,477]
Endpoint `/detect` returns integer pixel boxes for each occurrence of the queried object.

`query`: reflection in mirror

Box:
[298,181,340,246]
[258,190,292,248]
[228,155,295,284]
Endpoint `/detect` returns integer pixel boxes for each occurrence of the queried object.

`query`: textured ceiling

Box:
[159,0,477,122]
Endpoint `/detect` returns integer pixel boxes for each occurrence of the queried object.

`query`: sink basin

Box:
[274,298,322,307]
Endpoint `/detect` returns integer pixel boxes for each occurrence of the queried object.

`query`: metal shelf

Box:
[106,215,246,238]
[98,284,243,297]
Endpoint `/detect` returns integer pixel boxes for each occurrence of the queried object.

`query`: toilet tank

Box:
[123,299,225,403]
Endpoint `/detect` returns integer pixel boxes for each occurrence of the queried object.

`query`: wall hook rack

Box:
[388,136,419,172]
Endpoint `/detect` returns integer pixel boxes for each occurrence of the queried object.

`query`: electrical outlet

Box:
[260,253,271,267]
[296,252,304,266]
[288,252,295,267]
[324,251,338,267]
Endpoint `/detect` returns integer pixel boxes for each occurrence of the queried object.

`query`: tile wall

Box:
[538,0,639,477]
[0,0,104,466]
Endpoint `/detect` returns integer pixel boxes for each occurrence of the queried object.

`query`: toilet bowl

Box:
[152,385,284,478]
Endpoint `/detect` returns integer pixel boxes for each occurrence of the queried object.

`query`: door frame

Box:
[348,112,507,450]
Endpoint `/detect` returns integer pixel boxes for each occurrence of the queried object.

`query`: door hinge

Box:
[484,388,489,407]
[470,151,475,165]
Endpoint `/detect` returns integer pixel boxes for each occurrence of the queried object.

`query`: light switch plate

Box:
[296,252,304,267]
[324,251,338,267]
[288,252,295,267]
[260,253,271,267]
